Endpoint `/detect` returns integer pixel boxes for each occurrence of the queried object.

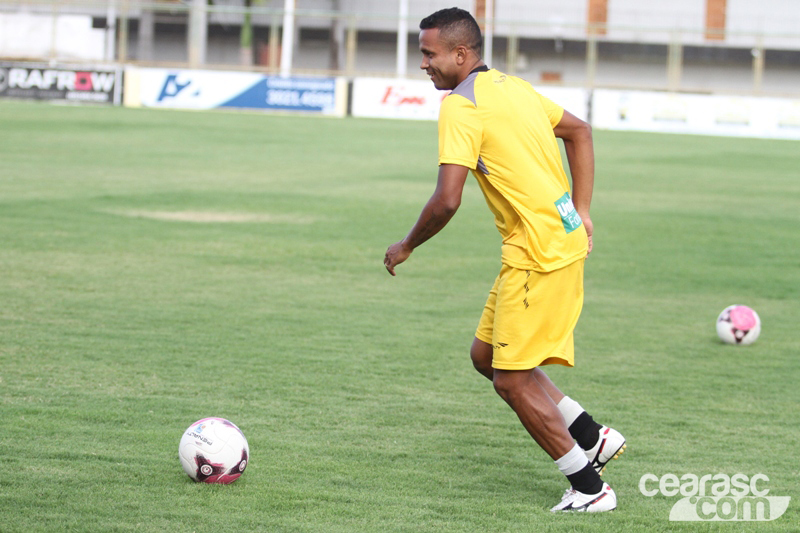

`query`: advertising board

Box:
[0,62,121,104]
[352,78,446,121]
[592,89,800,140]
[351,77,589,122]
[125,67,346,116]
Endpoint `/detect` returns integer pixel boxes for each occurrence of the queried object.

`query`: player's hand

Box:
[581,213,593,256]
[384,240,413,276]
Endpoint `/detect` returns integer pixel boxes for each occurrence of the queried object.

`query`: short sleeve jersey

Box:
[438,67,588,272]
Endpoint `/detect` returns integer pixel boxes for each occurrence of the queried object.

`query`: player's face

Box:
[419,28,459,90]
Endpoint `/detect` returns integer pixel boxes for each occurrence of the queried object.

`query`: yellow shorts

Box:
[475,260,584,370]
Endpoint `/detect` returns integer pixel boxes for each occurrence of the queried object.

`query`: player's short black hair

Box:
[419,7,483,57]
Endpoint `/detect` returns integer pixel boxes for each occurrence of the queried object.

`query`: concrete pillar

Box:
[475,0,493,64]
[329,0,345,71]
[586,35,598,87]
[269,14,281,70]
[188,0,207,67]
[667,32,683,91]
[345,17,357,76]
[506,33,518,75]
[484,0,493,66]
[752,39,765,94]
[138,7,154,61]
[396,0,409,77]
[280,0,295,77]
[118,0,129,62]
[105,0,117,61]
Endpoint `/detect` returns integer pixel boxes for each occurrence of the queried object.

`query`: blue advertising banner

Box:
[222,77,337,113]
[126,67,345,116]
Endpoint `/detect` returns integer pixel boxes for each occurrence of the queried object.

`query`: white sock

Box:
[554,443,590,476]
[557,396,585,428]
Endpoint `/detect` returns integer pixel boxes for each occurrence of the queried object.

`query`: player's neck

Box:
[456,60,487,85]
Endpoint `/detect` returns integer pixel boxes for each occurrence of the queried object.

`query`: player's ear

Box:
[455,45,469,65]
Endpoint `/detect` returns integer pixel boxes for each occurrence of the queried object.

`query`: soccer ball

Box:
[716,305,761,345]
[179,417,249,484]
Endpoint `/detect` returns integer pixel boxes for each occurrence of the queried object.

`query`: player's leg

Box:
[532,367,564,402]
[491,368,573,458]
[492,367,612,511]
[475,338,625,475]
[488,263,618,511]
[470,352,616,511]
[534,368,626,475]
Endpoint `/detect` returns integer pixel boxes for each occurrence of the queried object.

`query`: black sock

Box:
[566,462,604,495]
[568,411,602,451]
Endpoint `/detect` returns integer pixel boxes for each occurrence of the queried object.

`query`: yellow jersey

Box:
[438,67,588,272]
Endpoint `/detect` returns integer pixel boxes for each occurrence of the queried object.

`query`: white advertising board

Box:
[351,78,446,121]
[352,77,589,122]
[592,89,800,140]
[535,86,589,122]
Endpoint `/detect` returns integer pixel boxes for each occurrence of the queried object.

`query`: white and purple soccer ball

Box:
[716,305,761,345]
[179,417,249,484]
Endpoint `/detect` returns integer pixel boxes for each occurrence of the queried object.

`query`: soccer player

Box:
[384,8,626,512]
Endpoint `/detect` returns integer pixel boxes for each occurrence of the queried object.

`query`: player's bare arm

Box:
[384,164,469,276]
[554,110,595,254]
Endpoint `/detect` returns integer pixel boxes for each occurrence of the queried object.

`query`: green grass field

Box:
[0,100,798,532]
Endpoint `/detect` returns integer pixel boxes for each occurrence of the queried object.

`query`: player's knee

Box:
[492,371,521,401]
[470,342,493,378]
[469,346,486,371]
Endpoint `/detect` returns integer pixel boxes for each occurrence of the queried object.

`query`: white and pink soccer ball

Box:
[179,417,249,484]
[716,305,761,345]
